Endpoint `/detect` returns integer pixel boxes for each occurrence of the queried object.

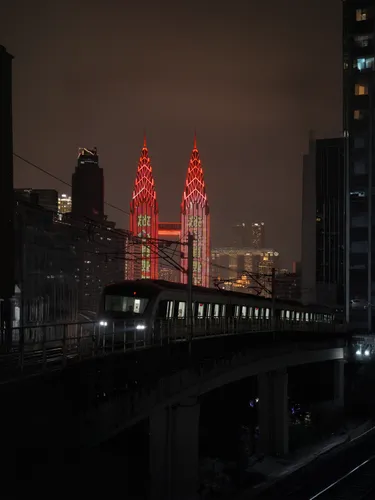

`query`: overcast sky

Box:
[0,0,342,268]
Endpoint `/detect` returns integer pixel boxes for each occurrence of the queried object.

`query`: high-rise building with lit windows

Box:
[251,222,265,248]
[58,194,72,214]
[129,137,159,280]
[343,1,375,330]
[180,134,210,287]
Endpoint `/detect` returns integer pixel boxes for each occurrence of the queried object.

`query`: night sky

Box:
[1,0,342,268]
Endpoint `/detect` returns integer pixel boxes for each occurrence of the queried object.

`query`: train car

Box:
[97,280,335,344]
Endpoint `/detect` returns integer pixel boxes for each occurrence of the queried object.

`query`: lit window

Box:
[350,190,366,198]
[354,109,365,120]
[241,306,247,318]
[355,83,368,95]
[177,301,186,318]
[197,303,204,318]
[356,9,368,21]
[214,304,220,317]
[355,57,375,71]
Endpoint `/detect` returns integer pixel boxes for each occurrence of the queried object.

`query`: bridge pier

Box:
[149,397,200,500]
[258,368,288,456]
[333,359,344,408]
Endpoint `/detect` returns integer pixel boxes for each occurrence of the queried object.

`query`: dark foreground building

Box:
[343,1,375,330]
[0,46,14,334]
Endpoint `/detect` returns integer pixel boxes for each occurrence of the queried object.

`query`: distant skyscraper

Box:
[232,222,252,247]
[251,222,265,248]
[343,1,375,330]
[58,194,72,214]
[180,134,210,287]
[129,137,159,279]
[0,46,14,305]
[71,147,104,220]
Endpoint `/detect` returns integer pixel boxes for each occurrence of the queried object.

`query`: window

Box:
[197,303,204,318]
[354,34,372,47]
[166,300,174,318]
[214,304,220,317]
[206,303,212,318]
[178,301,186,319]
[356,9,368,21]
[354,109,366,120]
[351,241,368,253]
[355,57,375,71]
[350,190,366,198]
[241,306,247,318]
[355,83,368,96]
[221,304,226,317]
[353,160,367,175]
[351,215,368,227]
[104,294,149,314]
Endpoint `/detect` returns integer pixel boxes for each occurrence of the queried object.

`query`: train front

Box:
[96,281,154,348]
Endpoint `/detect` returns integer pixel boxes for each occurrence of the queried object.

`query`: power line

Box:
[13,152,131,216]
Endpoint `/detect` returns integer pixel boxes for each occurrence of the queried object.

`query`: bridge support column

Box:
[333,359,344,408]
[149,397,200,500]
[258,368,288,456]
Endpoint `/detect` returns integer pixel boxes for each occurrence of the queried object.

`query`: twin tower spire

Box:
[129,134,210,287]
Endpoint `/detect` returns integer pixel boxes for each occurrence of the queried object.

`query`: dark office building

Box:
[0,46,14,335]
[15,189,58,214]
[72,147,104,220]
[343,1,375,330]
[232,222,252,247]
[315,138,345,306]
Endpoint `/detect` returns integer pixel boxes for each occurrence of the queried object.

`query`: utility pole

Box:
[187,232,194,353]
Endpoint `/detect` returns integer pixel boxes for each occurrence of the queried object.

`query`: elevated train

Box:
[98,280,335,342]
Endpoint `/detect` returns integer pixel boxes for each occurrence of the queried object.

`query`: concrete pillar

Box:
[149,398,200,500]
[333,359,345,408]
[258,368,288,456]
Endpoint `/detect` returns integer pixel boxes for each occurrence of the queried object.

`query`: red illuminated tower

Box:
[129,136,159,279]
[180,134,210,287]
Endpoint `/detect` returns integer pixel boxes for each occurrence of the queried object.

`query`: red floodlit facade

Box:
[129,137,159,279]
[180,135,210,287]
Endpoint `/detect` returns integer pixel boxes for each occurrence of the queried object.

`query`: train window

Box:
[260,308,264,319]
[222,304,226,317]
[281,310,284,319]
[197,303,205,318]
[214,304,220,317]
[265,308,270,319]
[254,307,259,319]
[296,312,300,321]
[178,302,186,319]
[241,306,247,318]
[105,295,149,314]
[305,312,309,322]
[286,310,290,320]
[207,303,212,317]
[234,305,240,318]
[248,307,253,318]
[167,301,174,318]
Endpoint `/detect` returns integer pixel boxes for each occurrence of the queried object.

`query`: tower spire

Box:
[193,129,197,150]
[143,130,147,148]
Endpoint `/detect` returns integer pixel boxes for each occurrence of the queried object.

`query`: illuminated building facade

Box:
[211,247,279,297]
[252,222,265,248]
[129,137,159,279]
[158,222,181,283]
[180,135,210,287]
[58,194,72,214]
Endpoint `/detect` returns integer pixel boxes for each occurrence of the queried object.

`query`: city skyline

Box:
[0,0,343,269]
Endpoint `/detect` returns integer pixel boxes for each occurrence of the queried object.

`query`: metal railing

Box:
[0,318,342,380]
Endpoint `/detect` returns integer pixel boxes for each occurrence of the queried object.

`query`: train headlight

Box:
[99,320,108,327]
[136,324,146,331]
